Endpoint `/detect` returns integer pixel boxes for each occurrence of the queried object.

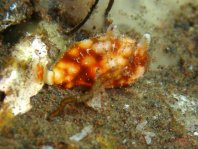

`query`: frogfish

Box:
[39,31,151,89]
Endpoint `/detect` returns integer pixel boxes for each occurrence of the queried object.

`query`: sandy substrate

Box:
[0,0,198,148]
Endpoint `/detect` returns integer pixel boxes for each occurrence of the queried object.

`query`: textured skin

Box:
[46,33,150,89]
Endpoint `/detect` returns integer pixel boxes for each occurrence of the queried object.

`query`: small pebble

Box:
[41,145,54,149]
[69,125,93,141]
[136,120,147,131]
[194,131,198,136]
[144,132,155,145]
[123,104,130,111]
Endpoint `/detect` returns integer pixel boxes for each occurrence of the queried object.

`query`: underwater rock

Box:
[0,0,33,32]
[32,0,94,26]
[0,35,49,116]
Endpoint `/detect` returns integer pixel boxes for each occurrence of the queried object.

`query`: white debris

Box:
[171,94,197,114]
[132,141,136,145]
[86,82,108,112]
[188,65,194,71]
[169,93,198,135]
[193,132,198,137]
[0,35,49,116]
[86,94,102,111]
[69,125,93,142]
[136,120,156,145]
[122,139,128,144]
[123,104,130,111]
[144,135,152,145]
[41,145,54,149]
[136,120,148,131]
[9,2,17,11]
[144,132,156,145]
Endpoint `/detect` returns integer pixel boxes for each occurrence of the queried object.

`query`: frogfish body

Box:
[43,32,150,89]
